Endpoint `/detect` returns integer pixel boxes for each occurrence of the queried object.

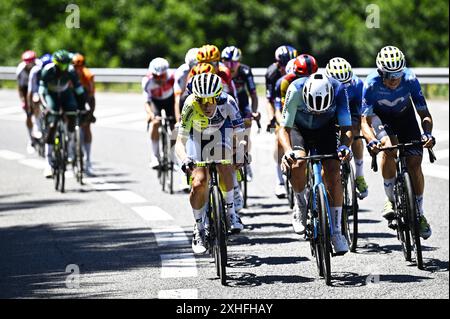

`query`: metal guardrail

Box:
[1,66,448,84]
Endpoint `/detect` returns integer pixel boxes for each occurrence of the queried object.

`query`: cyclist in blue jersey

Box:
[280,72,353,255]
[326,57,369,199]
[265,45,298,198]
[361,46,434,239]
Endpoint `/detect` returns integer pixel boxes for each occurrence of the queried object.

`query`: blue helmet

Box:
[40,53,53,67]
[275,45,298,67]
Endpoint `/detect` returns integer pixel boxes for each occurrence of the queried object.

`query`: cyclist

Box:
[221,45,260,182]
[361,46,434,239]
[175,73,246,254]
[280,72,353,255]
[17,50,39,154]
[27,53,53,143]
[142,57,176,169]
[265,45,298,198]
[39,50,85,178]
[196,44,237,99]
[72,53,96,176]
[174,48,198,123]
[326,57,369,199]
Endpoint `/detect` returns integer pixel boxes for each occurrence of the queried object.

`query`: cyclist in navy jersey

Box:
[361,46,434,239]
[265,45,298,198]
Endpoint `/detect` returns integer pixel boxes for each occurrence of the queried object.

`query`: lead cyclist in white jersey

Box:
[175,73,246,254]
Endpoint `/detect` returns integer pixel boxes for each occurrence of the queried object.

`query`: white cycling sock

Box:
[84,143,91,164]
[276,164,284,185]
[193,204,207,230]
[383,178,396,202]
[151,139,160,159]
[294,189,307,209]
[225,190,235,217]
[416,195,424,216]
[45,144,53,165]
[330,207,342,233]
[354,158,364,178]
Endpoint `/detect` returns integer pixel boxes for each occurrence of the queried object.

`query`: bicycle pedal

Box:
[388,220,398,230]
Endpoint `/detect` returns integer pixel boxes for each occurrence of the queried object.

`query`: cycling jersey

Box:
[265,63,283,103]
[275,73,298,111]
[174,63,191,95]
[17,61,39,89]
[179,92,245,138]
[232,64,256,109]
[362,68,427,156]
[142,70,175,101]
[75,66,95,96]
[344,74,363,116]
[282,77,351,130]
[28,63,43,94]
[39,63,84,113]
[362,68,428,118]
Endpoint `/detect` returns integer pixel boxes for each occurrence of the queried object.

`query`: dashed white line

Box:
[158,289,198,299]
[0,150,26,160]
[106,190,147,204]
[18,158,46,169]
[160,253,198,278]
[131,206,174,221]
[152,226,189,246]
[422,164,449,180]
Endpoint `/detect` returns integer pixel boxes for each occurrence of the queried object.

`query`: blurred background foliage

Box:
[0,0,448,68]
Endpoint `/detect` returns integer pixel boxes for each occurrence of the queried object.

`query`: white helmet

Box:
[191,73,223,98]
[376,46,406,73]
[326,57,353,83]
[302,72,335,113]
[185,48,199,69]
[285,58,296,74]
[148,57,169,76]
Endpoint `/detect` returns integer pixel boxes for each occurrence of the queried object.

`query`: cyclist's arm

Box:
[175,134,189,162]
[361,115,377,142]
[174,92,182,123]
[417,108,433,136]
[360,81,378,142]
[250,91,258,113]
[336,84,352,147]
[339,126,353,148]
[279,85,299,152]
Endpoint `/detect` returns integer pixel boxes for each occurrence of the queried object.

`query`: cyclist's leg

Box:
[150,99,162,166]
[62,90,78,161]
[42,93,58,175]
[82,95,94,170]
[351,115,368,198]
[274,127,287,197]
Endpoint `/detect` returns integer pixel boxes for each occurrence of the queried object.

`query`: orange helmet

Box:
[190,62,216,77]
[72,53,85,66]
[197,44,221,63]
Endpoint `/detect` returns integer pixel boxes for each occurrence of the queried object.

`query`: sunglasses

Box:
[383,71,403,80]
[223,61,239,68]
[196,97,217,105]
[153,73,167,80]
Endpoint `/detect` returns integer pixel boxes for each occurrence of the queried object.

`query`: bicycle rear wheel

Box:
[211,185,227,285]
[342,163,358,252]
[53,141,60,191]
[318,185,332,285]
[242,167,248,208]
[403,173,423,269]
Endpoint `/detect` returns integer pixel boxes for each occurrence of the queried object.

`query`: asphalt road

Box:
[0,89,448,299]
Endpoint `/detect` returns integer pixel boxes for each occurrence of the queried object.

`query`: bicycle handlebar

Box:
[370,140,436,172]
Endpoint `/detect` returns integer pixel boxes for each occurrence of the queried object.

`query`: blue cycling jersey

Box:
[343,74,363,116]
[281,76,351,130]
[362,68,428,118]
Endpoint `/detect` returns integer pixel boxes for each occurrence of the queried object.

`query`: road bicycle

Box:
[72,109,88,185]
[187,159,232,285]
[371,140,436,270]
[289,149,341,286]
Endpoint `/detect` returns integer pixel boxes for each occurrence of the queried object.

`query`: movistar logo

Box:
[378,97,405,107]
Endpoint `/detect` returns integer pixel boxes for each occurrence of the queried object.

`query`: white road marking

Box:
[18,158,46,169]
[152,226,189,246]
[132,206,174,221]
[0,106,21,116]
[0,150,26,160]
[158,289,198,299]
[106,190,147,204]
[434,130,449,143]
[84,177,122,190]
[422,164,449,180]
[98,112,143,125]
[160,253,198,278]
[433,148,449,160]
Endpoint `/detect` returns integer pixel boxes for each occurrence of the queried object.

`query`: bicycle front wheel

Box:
[318,185,332,286]
[342,163,358,252]
[395,181,412,262]
[403,172,423,269]
[211,185,227,285]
